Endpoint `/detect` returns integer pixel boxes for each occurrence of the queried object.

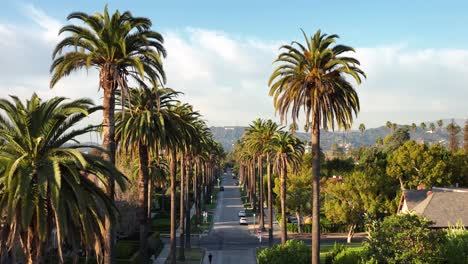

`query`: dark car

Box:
[220,186,224,191]
[287,216,298,223]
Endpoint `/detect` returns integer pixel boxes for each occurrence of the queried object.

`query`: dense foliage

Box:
[257,240,311,264]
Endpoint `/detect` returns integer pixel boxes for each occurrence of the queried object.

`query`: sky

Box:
[0,0,467,138]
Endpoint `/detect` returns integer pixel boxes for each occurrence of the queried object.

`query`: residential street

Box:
[200,172,258,264]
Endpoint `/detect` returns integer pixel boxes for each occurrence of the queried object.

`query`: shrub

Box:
[257,240,310,264]
[364,214,445,264]
[333,248,365,264]
[442,224,468,264]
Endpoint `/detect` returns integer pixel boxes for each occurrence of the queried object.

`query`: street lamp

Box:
[253,213,256,227]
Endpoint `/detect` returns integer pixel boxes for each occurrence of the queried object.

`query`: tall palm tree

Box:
[386,121,392,131]
[268,30,364,263]
[420,122,427,131]
[437,119,443,131]
[359,123,365,133]
[116,86,177,263]
[50,7,166,262]
[0,94,126,263]
[429,123,436,133]
[272,131,304,245]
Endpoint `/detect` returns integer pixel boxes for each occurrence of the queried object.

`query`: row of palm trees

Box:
[233,119,304,246]
[0,6,224,264]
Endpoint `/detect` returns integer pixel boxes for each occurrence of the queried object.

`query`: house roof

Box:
[402,189,468,227]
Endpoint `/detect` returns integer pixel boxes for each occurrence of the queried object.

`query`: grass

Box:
[319,242,364,263]
[165,247,205,264]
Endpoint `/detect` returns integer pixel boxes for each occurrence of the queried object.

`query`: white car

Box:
[238,210,246,217]
[239,217,248,225]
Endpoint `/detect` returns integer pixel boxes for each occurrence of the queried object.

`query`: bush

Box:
[333,248,365,264]
[257,240,310,264]
[442,224,468,264]
[364,214,445,264]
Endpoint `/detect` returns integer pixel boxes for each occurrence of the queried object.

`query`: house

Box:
[398,186,468,227]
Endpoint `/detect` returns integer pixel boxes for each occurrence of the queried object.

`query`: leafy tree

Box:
[391,123,397,133]
[411,123,417,132]
[285,172,312,233]
[364,214,445,264]
[324,170,396,243]
[375,136,384,148]
[50,7,166,262]
[383,127,410,153]
[258,240,311,264]
[268,29,365,263]
[0,94,126,263]
[447,120,461,152]
[387,140,452,189]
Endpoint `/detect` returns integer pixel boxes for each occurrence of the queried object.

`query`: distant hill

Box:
[210,118,466,152]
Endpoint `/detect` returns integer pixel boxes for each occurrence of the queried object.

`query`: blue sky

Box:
[0,1,466,132]
[3,0,468,48]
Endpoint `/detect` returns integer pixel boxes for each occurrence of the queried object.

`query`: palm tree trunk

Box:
[258,155,264,230]
[185,156,191,249]
[311,115,321,264]
[170,150,176,264]
[102,85,116,264]
[194,162,200,224]
[296,210,302,234]
[280,165,287,245]
[251,161,257,212]
[138,143,149,263]
[266,154,273,247]
[179,155,185,260]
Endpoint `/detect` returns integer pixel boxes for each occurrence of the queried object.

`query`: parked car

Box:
[220,186,224,191]
[288,216,298,223]
[239,217,248,225]
[238,210,246,217]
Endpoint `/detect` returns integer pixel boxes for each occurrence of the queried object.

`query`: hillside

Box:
[210,119,466,152]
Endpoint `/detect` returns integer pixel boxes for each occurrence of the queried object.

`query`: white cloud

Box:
[0,5,466,141]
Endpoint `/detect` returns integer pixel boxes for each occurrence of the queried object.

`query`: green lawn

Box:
[319,242,364,263]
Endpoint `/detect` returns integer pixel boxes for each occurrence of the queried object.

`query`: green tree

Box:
[391,123,398,133]
[447,120,461,152]
[50,7,166,262]
[411,123,417,132]
[387,140,452,189]
[365,214,445,264]
[272,131,304,245]
[375,136,384,148]
[383,127,410,153]
[0,94,126,263]
[268,30,365,263]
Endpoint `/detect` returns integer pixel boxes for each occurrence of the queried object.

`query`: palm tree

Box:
[268,30,364,263]
[446,120,461,152]
[429,123,436,133]
[411,123,417,132]
[272,131,304,245]
[386,121,392,131]
[359,123,365,133]
[437,119,443,131]
[116,86,177,263]
[392,123,398,133]
[420,122,427,131]
[0,94,126,263]
[50,7,166,262]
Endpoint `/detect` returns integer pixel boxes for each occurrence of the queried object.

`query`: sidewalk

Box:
[154,204,197,264]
